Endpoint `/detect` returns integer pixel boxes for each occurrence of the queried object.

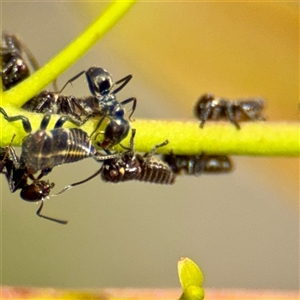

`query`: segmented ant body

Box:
[55,129,175,195]
[0,136,63,224]
[22,91,91,122]
[1,32,39,90]
[194,93,265,129]
[22,67,136,148]
[101,129,175,184]
[89,65,136,149]
[162,152,233,176]
[0,108,119,178]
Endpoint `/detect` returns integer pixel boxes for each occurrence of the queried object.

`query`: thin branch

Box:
[0,111,298,157]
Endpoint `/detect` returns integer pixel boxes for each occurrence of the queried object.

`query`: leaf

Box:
[178,257,204,290]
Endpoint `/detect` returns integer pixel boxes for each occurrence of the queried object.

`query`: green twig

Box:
[0,111,298,157]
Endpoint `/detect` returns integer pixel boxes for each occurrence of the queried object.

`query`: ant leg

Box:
[225,105,240,130]
[36,200,68,225]
[144,139,169,165]
[54,114,92,128]
[39,113,52,130]
[57,71,86,93]
[93,151,120,162]
[128,128,136,151]
[118,128,136,152]
[0,134,16,173]
[65,96,89,120]
[90,115,106,138]
[112,74,133,94]
[53,165,104,196]
[0,107,32,133]
[199,104,213,128]
[35,167,52,180]
[120,97,137,121]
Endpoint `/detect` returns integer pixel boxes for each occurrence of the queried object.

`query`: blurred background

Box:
[0,1,298,290]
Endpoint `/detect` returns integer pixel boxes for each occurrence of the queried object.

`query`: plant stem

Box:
[0,109,298,157]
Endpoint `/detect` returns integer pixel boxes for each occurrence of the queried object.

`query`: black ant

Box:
[100,129,175,184]
[22,67,137,148]
[194,93,265,129]
[1,32,39,90]
[0,135,64,224]
[162,152,233,176]
[55,129,175,195]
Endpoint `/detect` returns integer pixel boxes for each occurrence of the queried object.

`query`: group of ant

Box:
[0,32,266,224]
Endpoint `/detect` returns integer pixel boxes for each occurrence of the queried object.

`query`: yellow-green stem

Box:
[0,108,298,157]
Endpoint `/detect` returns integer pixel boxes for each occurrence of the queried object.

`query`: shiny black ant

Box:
[0,135,64,224]
[194,93,265,129]
[55,129,175,195]
[162,152,233,176]
[100,129,175,184]
[22,67,137,148]
[1,32,39,90]
[0,107,119,178]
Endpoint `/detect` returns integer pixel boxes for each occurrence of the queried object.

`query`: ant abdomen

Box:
[137,156,176,184]
[162,153,233,176]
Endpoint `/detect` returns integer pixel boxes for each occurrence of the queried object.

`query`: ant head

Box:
[20,181,55,202]
[102,153,140,183]
[194,93,215,116]
[100,118,130,149]
[102,160,123,183]
[85,67,113,97]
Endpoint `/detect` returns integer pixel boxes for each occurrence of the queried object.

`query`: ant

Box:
[55,129,175,195]
[22,67,137,148]
[1,32,39,90]
[0,135,63,224]
[162,152,233,176]
[100,129,175,184]
[194,93,265,129]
